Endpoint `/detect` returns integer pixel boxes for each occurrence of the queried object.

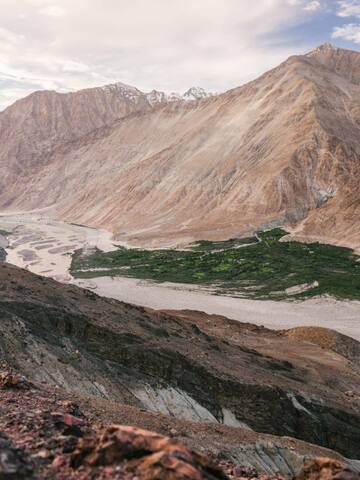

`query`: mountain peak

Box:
[316,42,335,51]
[145,87,212,105]
[306,43,337,59]
[183,87,213,101]
[305,42,360,84]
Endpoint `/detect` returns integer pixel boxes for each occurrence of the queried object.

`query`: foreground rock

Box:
[0,432,33,479]
[298,458,360,480]
[72,425,227,480]
[0,371,30,389]
[0,371,359,480]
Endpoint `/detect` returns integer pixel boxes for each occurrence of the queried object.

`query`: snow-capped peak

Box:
[145,87,213,106]
[100,82,145,103]
[145,90,169,106]
[99,81,213,107]
[182,87,212,101]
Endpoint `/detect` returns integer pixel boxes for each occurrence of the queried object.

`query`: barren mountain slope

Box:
[1,262,360,458]
[1,44,360,247]
[0,82,155,202]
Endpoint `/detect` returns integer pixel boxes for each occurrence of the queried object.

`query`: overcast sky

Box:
[0,0,360,110]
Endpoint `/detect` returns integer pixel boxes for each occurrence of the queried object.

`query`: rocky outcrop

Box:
[0,263,360,459]
[71,425,227,479]
[298,457,360,480]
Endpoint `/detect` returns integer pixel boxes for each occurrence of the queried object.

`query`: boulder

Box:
[72,424,227,479]
[297,458,360,480]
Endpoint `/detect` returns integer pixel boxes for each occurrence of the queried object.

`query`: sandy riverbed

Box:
[89,276,360,341]
[1,212,360,341]
[0,212,117,282]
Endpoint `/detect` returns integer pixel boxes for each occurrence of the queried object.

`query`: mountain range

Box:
[1,43,360,248]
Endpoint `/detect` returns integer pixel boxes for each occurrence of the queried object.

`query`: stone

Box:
[72,424,227,479]
[0,432,33,479]
[297,458,360,480]
[0,372,30,390]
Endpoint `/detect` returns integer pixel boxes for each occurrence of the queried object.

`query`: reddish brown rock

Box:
[72,424,227,479]
[297,458,360,480]
[0,372,29,389]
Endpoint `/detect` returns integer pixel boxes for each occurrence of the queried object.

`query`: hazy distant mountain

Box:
[0,82,210,195]
[1,43,360,248]
[146,87,213,106]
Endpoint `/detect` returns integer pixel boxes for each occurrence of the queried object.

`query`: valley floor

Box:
[1,212,360,341]
[88,275,360,341]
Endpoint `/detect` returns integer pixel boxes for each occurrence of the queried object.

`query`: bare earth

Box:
[0,210,117,282]
[1,212,360,341]
[92,276,360,341]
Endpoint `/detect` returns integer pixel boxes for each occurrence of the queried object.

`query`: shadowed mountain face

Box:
[1,44,360,247]
[0,262,360,459]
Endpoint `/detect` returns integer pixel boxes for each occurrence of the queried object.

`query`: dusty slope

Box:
[1,44,360,246]
[0,82,154,204]
[0,262,360,458]
[284,327,360,372]
[0,82,210,201]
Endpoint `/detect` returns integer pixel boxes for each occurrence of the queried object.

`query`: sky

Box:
[1,0,360,110]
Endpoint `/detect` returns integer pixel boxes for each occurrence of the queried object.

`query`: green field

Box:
[70,229,360,300]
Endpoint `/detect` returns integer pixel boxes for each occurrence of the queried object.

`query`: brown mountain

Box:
[1,43,360,247]
[0,82,155,201]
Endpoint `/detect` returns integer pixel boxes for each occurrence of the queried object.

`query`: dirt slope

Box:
[0,262,359,459]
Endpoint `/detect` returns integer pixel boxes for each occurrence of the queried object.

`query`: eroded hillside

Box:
[0,262,360,460]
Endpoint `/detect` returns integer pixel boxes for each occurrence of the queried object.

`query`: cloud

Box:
[332,22,360,42]
[332,1,360,44]
[336,0,360,17]
[0,0,323,110]
[287,0,321,8]
[303,1,321,11]
[39,5,66,17]
[0,27,25,45]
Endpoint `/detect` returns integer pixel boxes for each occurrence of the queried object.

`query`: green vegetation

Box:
[0,229,11,237]
[70,229,360,300]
